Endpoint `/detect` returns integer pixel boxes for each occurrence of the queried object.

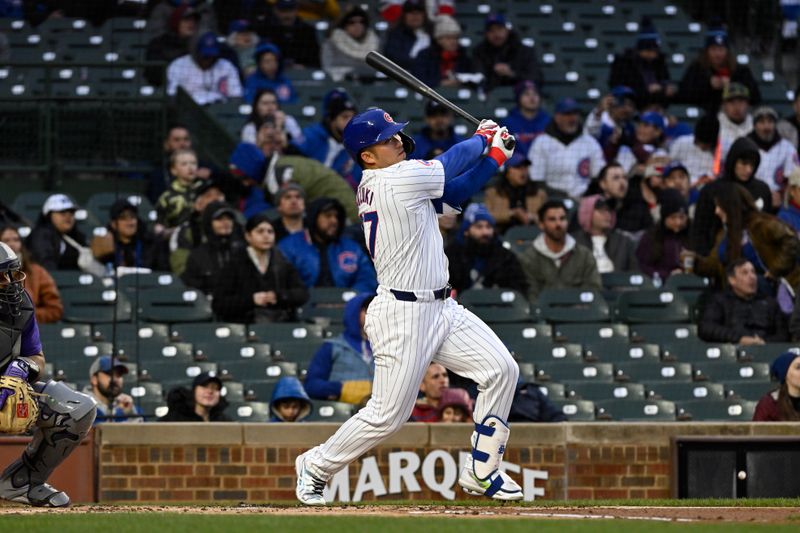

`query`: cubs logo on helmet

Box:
[384,112,394,123]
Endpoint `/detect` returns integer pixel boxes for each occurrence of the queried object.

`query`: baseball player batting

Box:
[0,242,97,507]
[296,109,522,505]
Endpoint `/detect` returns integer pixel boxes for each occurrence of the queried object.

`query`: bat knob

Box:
[503,135,516,151]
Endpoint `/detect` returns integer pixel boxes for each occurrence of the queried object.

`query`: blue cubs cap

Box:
[554,97,580,114]
[485,13,507,30]
[228,19,250,34]
[196,31,221,58]
[611,85,636,105]
[639,111,666,130]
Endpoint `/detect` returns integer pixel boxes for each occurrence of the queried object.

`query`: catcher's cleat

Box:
[0,462,69,507]
[295,454,326,506]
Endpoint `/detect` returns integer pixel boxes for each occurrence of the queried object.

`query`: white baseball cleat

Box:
[295,454,326,506]
[458,455,523,501]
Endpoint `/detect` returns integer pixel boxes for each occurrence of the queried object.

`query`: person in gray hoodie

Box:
[518,200,602,301]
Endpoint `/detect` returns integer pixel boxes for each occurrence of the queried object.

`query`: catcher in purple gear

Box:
[0,242,97,507]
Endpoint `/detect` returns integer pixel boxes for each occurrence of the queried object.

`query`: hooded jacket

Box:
[243,43,297,104]
[518,233,602,301]
[690,137,774,255]
[159,386,231,422]
[472,28,543,92]
[270,376,312,422]
[182,201,245,294]
[278,198,377,293]
[304,292,374,403]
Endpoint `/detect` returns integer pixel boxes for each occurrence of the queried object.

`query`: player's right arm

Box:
[432,120,497,177]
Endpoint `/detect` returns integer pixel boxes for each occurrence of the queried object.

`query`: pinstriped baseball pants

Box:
[304,291,519,477]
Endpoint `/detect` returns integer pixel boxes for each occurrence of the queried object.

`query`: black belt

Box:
[390,285,451,302]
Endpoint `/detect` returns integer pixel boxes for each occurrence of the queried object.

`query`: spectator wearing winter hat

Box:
[635,189,690,280]
[678,26,760,113]
[293,88,360,188]
[444,203,528,295]
[146,0,217,40]
[472,13,543,93]
[717,82,754,163]
[412,15,474,88]
[485,153,546,234]
[614,111,667,174]
[383,0,432,73]
[257,0,321,70]
[160,372,231,422]
[437,388,473,423]
[669,113,720,187]
[380,0,454,25]
[753,351,800,421]
[608,17,676,109]
[271,183,306,242]
[144,5,201,86]
[243,42,296,104]
[410,100,462,159]
[90,199,164,270]
[226,19,259,77]
[528,98,605,198]
[747,106,800,207]
[213,213,308,323]
[661,161,696,209]
[166,31,243,105]
[584,85,637,153]
[321,6,380,82]
[270,377,313,422]
[778,167,800,234]
[572,195,638,274]
[502,80,551,156]
[26,194,87,272]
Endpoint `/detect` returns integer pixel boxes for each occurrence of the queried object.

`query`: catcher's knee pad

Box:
[35,380,97,433]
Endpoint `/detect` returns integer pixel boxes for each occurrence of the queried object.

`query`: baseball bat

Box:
[365,51,515,151]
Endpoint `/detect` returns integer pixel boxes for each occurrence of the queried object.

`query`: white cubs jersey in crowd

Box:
[754,138,799,191]
[527,131,605,196]
[357,159,449,291]
[669,135,715,184]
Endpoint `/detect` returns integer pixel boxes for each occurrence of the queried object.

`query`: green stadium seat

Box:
[459,289,531,323]
[663,273,711,306]
[534,362,614,383]
[614,362,694,383]
[169,322,247,343]
[136,287,212,323]
[502,225,540,253]
[221,381,246,404]
[628,323,697,344]
[551,399,596,421]
[49,341,114,380]
[116,341,195,364]
[306,401,354,422]
[535,289,610,323]
[91,323,170,344]
[565,381,646,402]
[676,399,756,422]
[693,362,771,383]
[553,322,629,343]
[584,339,660,364]
[614,290,690,323]
[533,381,567,400]
[270,340,324,369]
[139,361,218,384]
[230,401,271,422]
[61,287,132,323]
[125,381,164,403]
[48,271,106,291]
[724,381,774,401]
[662,340,737,363]
[243,380,279,402]
[644,381,726,402]
[194,341,270,362]
[219,360,298,383]
[492,323,552,344]
[737,344,800,364]
[301,287,358,323]
[511,341,582,364]
[38,323,92,344]
[600,272,654,293]
[116,271,184,292]
[246,322,326,343]
[595,399,677,421]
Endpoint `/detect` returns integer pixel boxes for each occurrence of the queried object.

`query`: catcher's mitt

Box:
[0,375,40,434]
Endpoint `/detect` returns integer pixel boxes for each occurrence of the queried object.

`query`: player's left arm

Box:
[3,315,45,384]
[440,128,514,207]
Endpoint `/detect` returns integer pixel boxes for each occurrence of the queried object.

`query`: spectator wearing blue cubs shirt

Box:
[411,100,462,159]
[502,80,550,156]
[279,197,377,292]
[243,42,296,104]
[305,292,375,405]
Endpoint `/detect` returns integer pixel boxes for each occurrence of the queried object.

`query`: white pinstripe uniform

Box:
[299,157,520,492]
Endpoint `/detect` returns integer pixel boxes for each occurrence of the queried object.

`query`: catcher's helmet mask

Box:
[0,242,26,317]
[343,108,416,168]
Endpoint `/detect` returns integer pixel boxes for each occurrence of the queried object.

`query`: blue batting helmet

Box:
[343,108,416,166]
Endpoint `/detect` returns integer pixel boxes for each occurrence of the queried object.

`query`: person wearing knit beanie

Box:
[635,188,689,281]
[753,351,800,421]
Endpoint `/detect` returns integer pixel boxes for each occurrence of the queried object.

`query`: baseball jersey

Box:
[754,138,799,191]
[527,132,605,196]
[166,55,243,105]
[669,135,715,184]
[356,159,448,291]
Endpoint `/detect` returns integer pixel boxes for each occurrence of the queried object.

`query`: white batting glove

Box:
[474,119,500,142]
[487,127,515,166]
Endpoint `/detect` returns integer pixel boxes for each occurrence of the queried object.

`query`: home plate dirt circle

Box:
[0,504,798,522]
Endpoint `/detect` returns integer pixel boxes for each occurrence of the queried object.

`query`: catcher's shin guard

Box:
[458,415,523,501]
[0,381,96,507]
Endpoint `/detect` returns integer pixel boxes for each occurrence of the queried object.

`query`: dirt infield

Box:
[0,504,798,523]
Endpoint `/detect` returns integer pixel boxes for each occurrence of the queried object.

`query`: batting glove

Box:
[487,127,515,166]
[473,119,499,143]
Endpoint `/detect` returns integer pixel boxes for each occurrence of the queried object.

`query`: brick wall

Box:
[96,423,800,503]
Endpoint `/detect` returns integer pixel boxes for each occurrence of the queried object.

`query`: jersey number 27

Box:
[360,211,378,259]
